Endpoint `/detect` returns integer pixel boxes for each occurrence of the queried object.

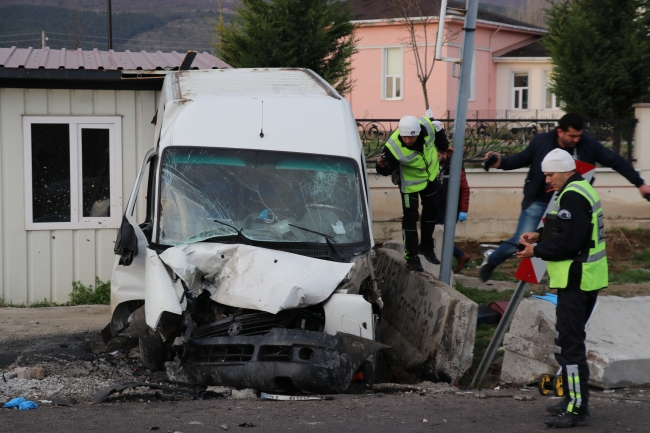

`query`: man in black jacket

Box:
[479,113,649,282]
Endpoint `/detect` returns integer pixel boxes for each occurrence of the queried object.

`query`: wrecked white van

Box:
[102,68,385,394]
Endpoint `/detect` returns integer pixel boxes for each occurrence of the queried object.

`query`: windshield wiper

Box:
[214,219,247,244]
[288,224,344,262]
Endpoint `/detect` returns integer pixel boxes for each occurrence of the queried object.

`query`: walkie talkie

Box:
[483,153,499,172]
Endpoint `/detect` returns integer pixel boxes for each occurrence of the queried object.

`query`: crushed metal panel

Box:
[159,243,353,314]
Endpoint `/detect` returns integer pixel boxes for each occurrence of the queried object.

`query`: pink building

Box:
[347,1,552,119]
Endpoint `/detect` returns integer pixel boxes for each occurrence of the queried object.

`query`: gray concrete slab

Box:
[500,296,650,388]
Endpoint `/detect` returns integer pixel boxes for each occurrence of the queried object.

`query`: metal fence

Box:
[358,117,637,165]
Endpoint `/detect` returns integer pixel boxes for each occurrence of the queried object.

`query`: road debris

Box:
[231,389,257,400]
[238,421,255,427]
[15,367,45,380]
[91,381,226,404]
[219,425,229,431]
[260,393,333,401]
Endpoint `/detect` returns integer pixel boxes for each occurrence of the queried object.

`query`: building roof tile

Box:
[0,47,230,70]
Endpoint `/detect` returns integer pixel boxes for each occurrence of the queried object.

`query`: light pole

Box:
[107,0,113,50]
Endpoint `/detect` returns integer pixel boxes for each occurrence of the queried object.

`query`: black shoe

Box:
[406,256,424,272]
[544,411,588,428]
[546,401,590,417]
[418,248,440,265]
[478,263,496,282]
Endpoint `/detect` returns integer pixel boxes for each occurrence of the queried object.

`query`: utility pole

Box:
[439,0,479,285]
[107,0,113,50]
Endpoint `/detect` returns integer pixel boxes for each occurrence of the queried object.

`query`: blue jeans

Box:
[487,200,547,267]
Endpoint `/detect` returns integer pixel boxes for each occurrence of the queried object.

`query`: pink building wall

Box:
[347,20,544,119]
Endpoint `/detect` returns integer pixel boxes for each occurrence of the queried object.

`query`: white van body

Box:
[103,69,384,394]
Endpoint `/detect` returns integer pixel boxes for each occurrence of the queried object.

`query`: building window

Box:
[512,72,529,109]
[24,116,122,230]
[384,47,403,100]
[544,71,561,109]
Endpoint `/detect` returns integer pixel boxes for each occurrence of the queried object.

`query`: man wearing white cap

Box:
[517,148,607,428]
[376,112,453,271]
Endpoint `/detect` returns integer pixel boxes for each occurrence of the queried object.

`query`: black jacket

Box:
[533,173,593,262]
[375,121,449,177]
[500,129,644,210]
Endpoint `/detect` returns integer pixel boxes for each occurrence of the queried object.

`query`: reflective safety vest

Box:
[546,180,608,291]
[385,116,440,194]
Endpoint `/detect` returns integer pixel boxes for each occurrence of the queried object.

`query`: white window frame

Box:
[543,70,561,110]
[511,71,530,110]
[382,47,404,101]
[23,116,123,230]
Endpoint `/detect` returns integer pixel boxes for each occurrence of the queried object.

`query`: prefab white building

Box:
[0,47,230,304]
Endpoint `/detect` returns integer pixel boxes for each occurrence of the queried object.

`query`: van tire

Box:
[139,331,165,371]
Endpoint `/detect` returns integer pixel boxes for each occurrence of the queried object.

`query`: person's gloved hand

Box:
[458,212,468,222]
[425,108,434,119]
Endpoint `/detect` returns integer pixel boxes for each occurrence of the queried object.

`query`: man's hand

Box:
[520,231,540,244]
[483,151,501,168]
[516,241,535,258]
[445,147,455,157]
[639,183,650,198]
[376,154,388,168]
[458,212,468,222]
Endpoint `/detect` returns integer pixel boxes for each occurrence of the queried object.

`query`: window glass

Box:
[386,48,402,76]
[81,128,111,217]
[522,89,528,109]
[31,124,71,223]
[514,73,528,87]
[159,148,368,247]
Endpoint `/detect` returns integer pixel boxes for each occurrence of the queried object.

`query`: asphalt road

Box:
[2,390,649,433]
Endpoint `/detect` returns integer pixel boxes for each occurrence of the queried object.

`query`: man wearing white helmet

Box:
[376,111,452,271]
[517,148,607,428]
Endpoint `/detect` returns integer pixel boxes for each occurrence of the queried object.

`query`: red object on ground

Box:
[488,301,510,318]
[351,372,364,383]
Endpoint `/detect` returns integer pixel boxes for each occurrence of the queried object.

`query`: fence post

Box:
[632,104,650,171]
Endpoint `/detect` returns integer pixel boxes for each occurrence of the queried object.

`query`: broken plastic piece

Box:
[259,393,333,401]
[4,397,25,408]
[18,401,38,410]
[92,381,226,404]
[238,421,255,427]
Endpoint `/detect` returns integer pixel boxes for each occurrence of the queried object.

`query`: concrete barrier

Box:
[374,248,477,383]
[501,296,650,388]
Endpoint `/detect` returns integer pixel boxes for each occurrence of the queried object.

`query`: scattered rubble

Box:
[231,389,257,400]
[371,381,454,394]
[14,367,45,380]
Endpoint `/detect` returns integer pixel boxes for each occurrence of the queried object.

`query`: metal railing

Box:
[358,117,637,164]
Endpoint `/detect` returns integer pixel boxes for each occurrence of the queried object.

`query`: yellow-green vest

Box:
[546,179,608,291]
[385,116,440,193]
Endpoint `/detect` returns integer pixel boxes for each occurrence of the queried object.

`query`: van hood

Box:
[159,243,354,314]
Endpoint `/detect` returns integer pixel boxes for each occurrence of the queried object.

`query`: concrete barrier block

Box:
[500,296,650,388]
[374,248,477,383]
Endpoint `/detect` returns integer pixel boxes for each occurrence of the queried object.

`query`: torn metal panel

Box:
[159,243,353,314]
[166,328,387,394]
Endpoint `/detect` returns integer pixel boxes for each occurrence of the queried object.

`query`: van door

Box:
[110,149,157,309]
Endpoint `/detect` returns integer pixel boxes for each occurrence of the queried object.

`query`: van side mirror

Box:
[114,215,139,266]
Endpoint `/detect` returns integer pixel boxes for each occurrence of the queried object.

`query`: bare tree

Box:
[65,8,90,50]
[388,0,458,110]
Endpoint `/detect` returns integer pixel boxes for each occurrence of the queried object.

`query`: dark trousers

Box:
[400,181,438,259]
[555,278,599,415]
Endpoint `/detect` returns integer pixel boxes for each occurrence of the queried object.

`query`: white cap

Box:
[541,148,576,172]
[398,116,421,137]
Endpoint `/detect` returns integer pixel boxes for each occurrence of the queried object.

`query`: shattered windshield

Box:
[158,147,368,246]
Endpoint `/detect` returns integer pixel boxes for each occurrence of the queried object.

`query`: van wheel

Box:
[129,306,166,371]
[139,331,165,371]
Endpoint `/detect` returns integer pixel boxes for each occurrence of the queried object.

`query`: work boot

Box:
[406,256,424,272]
[544,411,588,428]
[478,263,496,282]
[547,400,590,417]
[453,253,471,274]
[418,248,440,265]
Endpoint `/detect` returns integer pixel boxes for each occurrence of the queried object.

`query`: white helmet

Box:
[398,116,421,137]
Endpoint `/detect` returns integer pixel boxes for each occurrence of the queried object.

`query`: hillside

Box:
[0,4,226,53]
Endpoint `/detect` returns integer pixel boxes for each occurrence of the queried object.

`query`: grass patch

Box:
[69,277,111,305]
[609,269,650,284]
[631,250,650,268]
[458,324,498,388]
[0,297,26,308]
[455,282,514,305]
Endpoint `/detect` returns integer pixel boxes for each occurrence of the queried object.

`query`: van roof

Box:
[170,68,341,100]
